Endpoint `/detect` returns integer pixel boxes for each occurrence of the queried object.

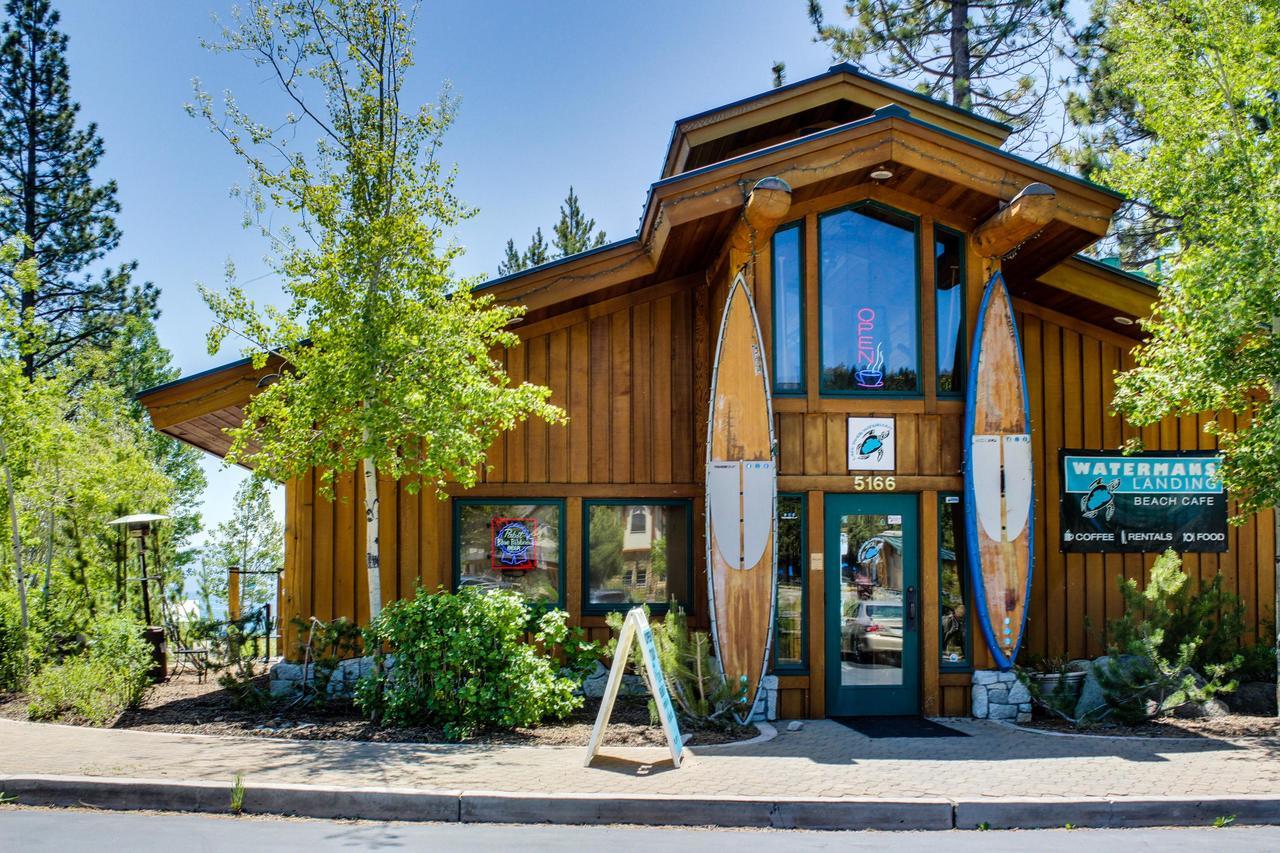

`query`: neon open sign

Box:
[855,307,885,388]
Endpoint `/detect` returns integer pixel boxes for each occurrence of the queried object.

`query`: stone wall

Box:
[970,670,1032,722]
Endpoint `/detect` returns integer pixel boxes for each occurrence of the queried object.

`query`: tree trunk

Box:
[21,19,39,380]
[949,0,972,109]
[0,434,27,629]
[363,455,382,620]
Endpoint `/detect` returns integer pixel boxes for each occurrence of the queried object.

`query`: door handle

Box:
[906,585,917,630]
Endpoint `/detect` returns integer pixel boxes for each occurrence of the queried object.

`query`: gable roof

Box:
[661,63,1014,178]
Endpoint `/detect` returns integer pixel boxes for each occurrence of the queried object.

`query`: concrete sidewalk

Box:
[4,717,1280,829]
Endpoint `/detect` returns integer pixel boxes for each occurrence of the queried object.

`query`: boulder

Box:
[1171,696,1230,718]
[1226,681,1278,716]
[1074,655,1148,722]
[971,684,989,718]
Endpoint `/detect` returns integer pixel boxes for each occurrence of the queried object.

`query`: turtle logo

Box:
[855,426,890,463]
[1080,478,1120,521]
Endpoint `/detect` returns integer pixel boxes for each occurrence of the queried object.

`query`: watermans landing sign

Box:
[1060,450,1228,553]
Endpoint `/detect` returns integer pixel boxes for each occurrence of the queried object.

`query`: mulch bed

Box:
[0,670,756,747]
[1023,715,1280,739]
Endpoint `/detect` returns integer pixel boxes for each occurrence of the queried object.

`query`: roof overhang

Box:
[141,104,1130,463]
[662,63,1013,177]
[1013,254,1157,337]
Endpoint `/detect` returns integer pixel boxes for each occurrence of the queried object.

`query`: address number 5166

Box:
[852,475,896,491]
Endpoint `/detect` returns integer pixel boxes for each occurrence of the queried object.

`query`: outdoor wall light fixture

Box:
[1113,315,1135,326]
[870,165,894,180]
[256,372,282,388]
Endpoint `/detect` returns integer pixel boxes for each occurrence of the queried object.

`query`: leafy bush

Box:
[0,593,27,692]
[606,603,747,727]
[1097,550,1238,724]
[355,587,580,739]
[27,612,152,725]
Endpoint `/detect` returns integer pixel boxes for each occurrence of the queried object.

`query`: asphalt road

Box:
[2,808,1279,852]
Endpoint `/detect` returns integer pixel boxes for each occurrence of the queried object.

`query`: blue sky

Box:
[55,1,834,550]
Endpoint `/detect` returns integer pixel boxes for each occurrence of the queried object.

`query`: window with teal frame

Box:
[452,499,565,607]
[818,202,921,395]
[582,500,693,614]
[939,493,971,670]
[771,222,804,395]
[773,493,807,672]
[935,225,965,395]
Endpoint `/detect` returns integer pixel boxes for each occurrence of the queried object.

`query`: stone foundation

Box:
[269,655,390,698]
[971,670,1032,722]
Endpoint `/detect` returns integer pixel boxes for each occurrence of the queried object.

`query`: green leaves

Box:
[1106,0,1280,518]
[358,586,581,737]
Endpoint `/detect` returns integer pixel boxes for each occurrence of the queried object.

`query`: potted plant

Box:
[1020,655,1088,705]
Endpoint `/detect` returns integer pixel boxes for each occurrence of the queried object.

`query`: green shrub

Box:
[189,610,276,710]
[1097,550,1238,724]
[26,613,152,725]
[355,587,580,739]
[0,593,27,692]
[605,603,747,727]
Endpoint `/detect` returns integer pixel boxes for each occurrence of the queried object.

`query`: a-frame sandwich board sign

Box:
[584,607,684,768]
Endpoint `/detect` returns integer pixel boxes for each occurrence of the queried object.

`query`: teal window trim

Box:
[770,220,806,397]
[934,223,966,397]
[771,492,808,674]
[938,491,973,672]
[451,497,567,610]
[581,498,694,616]
[816,200,924,398]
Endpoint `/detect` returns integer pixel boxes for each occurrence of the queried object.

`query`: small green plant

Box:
[291,616,364,705]
[605,603,748,727]
[355,587,580,739]
[0,791,16,805]
[26,613,152,725]
[1213,814,1236,828]
[977,821,991,831]
[1064,822,1077,830]
[190,610,274,710]
[1095,551,1239,724]
[230,774,245,815]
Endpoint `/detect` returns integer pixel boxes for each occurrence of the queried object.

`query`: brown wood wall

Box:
[279,186,1275,723]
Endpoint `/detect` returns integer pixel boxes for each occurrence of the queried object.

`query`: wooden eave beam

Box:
[1036,257,1157,319]
[972,183,1058,259]
[717,177,794,277]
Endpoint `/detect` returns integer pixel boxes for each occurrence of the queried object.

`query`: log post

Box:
[972,182,1057,259]
[721,176,794,279]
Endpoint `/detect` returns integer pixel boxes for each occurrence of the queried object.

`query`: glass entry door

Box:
[825,493,920,716]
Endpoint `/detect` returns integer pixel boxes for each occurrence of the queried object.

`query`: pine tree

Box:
[0,0,157,378]
[497,238,524,276]
[551,186,607,257]
[524,226,550,268]
[496,188,606,274]
[806,0,1072,155]
[1065,0,1178,268]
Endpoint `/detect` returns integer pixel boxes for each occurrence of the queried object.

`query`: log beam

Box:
[972,182,1057,259]
[720,176,794,278]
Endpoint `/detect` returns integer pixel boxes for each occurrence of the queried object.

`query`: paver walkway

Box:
[5,717,1279,800]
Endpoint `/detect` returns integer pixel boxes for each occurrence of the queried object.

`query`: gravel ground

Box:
[0,670,755,747]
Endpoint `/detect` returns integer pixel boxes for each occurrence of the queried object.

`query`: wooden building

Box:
[140,64,1274,719]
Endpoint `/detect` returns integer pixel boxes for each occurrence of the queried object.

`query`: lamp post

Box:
[107,513,170,682]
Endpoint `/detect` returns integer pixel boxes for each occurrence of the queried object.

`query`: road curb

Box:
[4,774,1279,830]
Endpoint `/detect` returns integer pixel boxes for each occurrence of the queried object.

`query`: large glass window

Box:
[819,204,920,393]
[939,494,970,669]
[773,494,806,671]
[772,223,804,394]
[935,226,965,395]
[454,501,562,605]
[585,501,691,611]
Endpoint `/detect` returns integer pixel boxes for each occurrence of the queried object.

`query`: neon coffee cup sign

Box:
[855,307,885,388]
